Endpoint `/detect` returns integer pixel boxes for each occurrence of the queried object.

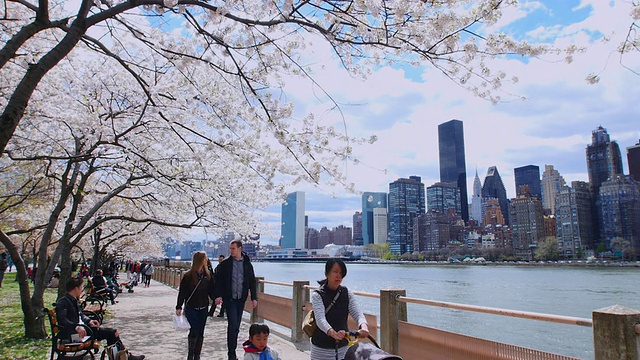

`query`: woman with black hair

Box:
[309,259,369,360]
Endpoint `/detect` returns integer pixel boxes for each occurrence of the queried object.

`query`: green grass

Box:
[0,272,57,360]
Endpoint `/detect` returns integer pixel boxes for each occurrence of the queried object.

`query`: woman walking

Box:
[176,252,216,360]
[309,259,369,360]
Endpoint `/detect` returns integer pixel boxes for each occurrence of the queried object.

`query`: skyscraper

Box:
[597,175,640,255]
[470,170,483,224]
[586,126,623,190]
[352,211,363,246]
[438,119,469,222]
[361,192,387,246]
[280,191,305,249]
[514,165,541,199]
[372,208,388,245]
[628,139,640,181]
[482,166,509,225]
[426,182,461,215]
[555,181,594,256]
[509,187,545,259]
[388,176,425,255]
[541,165,566,215]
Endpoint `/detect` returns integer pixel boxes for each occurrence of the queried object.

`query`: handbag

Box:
[302,287,341,337]
[173,277,202,331]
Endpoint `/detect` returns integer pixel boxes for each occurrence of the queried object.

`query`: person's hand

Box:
[176,308,182,316]
[75,326,87,338]
[327,328,345,341]
[89,319,100,328]
[357,327,370,339]
[215,297,222,306]
[251,300,257,308]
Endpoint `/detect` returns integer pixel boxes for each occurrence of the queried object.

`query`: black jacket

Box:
[214,252,257,302]
[311,284,349,349]
[176,271,215,310]
[56,294,91,340]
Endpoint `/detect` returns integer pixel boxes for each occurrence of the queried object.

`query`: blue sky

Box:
[187,1,640,245]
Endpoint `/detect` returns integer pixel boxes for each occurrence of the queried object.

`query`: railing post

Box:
[593,305,640,360]
[251,277,264,323]
[292,280,310,343]
[380,289,407,355]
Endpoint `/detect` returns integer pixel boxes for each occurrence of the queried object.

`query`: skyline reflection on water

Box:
[253,262,640,359]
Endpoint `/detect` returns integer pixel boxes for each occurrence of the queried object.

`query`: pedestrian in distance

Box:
[143,262,154,287]
[309,259,369,360]
[214,240,258,360]
[176,251,216,360]
[242,323,280,360]
[0,253,8,288]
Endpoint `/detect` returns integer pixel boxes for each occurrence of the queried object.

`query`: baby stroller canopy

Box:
[345,342,403,360]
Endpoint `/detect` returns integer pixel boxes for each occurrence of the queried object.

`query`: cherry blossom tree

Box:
[1,0,568,338]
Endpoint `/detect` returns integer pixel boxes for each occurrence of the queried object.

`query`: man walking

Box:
[214,240,257,360]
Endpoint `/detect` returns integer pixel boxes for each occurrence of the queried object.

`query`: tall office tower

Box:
[587,126,624,245]
[508,187,545,259]
[514,165,541,199]
[361,192,388,245]
[586,126,624,190]
[482,166,510,224]
[598,175,640,255]
[438,119,469,222]
[427,182,461,215]
[388,176,425,254]
[541,165,566,214]
[628,139,640,181]
[555,181,595,257]
[280,191,305,249]
[470,170,483,224]
[352,211,363,246]
[372,208,389,244]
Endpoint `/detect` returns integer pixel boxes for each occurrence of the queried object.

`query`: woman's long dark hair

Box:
[317,258,347,285]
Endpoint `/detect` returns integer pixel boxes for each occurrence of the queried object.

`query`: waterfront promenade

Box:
[105,277,309,360]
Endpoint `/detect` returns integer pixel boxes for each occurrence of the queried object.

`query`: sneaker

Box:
[128,353,145,360]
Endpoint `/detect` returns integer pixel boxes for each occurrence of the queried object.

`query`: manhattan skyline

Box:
[185,1,640,245]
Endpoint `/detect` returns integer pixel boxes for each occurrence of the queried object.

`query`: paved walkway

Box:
[104,278,310,360]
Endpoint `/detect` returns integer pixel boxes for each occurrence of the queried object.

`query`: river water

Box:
[252,262,640,359]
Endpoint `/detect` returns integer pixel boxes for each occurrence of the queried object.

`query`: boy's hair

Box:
[249,323,270,337]
[65,277,84,292]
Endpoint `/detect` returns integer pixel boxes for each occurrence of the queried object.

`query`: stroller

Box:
[344,332,403,360]
[120,272,139,293]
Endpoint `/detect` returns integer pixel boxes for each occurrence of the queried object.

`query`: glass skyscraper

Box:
[388,176,425,255]
[280,191,305,249]
[438,119,469,222]
[514,165,541,199]
[586,126,623,190]
[361,192,387,246]
[482,166,510,225]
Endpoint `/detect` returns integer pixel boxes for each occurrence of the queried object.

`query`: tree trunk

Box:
[0,231,47,338]
[58,241,72,299]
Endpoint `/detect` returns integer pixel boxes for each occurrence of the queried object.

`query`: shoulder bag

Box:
[302,287,341,337]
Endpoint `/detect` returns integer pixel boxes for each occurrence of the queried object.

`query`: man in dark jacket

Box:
[56,277,145,359]
[214,240,257,360]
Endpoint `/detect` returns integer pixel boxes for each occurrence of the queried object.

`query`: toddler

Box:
[242,324,280,360]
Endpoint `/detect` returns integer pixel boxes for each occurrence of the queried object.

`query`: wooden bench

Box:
[43,305,100,360]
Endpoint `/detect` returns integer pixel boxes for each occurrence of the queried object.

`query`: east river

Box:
[252,261,640,359]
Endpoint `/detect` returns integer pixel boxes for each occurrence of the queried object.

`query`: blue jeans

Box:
[185,307,208,338]
[225,299,245,359]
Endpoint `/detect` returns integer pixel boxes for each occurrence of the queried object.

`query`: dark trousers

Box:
[185,307,208,338]
[225,299,245,358]
[93,326,118,345]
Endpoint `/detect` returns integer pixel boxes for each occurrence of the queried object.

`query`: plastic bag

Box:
[173,314,191,331]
